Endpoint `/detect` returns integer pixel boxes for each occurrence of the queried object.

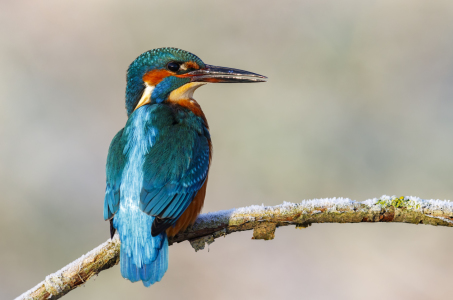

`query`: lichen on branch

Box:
[15,195,453,300]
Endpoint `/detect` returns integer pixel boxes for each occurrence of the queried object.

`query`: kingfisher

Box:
[103,47,266,286]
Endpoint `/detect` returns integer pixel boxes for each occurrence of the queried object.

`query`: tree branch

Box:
[16,196,453,300]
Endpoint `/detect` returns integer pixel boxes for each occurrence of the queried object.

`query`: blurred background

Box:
[2,0,453,299]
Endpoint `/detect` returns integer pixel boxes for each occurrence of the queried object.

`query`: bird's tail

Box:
[119,232,168,287]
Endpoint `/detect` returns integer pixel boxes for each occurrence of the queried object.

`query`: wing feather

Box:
[140,116,210,236]
[103,129,127,221]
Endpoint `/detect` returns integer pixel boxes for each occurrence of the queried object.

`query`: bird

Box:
[103,47,267,286]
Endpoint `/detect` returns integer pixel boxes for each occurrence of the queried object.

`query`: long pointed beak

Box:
[187,64,267,83]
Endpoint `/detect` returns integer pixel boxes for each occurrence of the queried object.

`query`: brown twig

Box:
[15,196,453,300]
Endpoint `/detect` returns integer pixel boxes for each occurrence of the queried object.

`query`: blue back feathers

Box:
[104,104,210,286]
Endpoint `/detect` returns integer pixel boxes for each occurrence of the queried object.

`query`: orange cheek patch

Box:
[143,69,173,86]
[185,61,200,69]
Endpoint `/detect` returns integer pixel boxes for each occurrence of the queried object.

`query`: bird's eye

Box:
[167,62,180,72]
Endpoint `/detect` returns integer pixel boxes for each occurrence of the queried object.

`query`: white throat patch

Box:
[168,82,207,102]
[134,83,155,111]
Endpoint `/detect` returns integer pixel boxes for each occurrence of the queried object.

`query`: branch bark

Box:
[16,195,453,300]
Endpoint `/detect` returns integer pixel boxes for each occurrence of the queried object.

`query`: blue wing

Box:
[139,120,211,236]
[103,129,127,221]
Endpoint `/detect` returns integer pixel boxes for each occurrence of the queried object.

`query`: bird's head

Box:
[125,47,267,116]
